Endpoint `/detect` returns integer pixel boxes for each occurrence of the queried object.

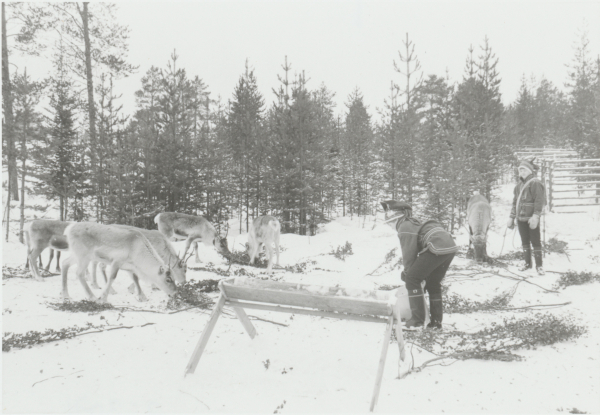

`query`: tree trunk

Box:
[79,2,98,214]
[5,178,11,242]
[19,158,26,244]
[2,3,19,200]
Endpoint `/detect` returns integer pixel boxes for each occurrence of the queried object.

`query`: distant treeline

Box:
[2,4,599,239]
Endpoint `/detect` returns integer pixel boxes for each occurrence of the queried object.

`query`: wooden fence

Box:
[541,158,600,212]
[513,147,600,213]
[515,147,578,163]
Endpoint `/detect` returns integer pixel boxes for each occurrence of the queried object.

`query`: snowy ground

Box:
[2,183,600,413]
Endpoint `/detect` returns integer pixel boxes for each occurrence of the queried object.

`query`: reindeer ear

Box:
[380,202,389,211]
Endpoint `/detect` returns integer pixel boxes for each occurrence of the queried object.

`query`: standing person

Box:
[507,158,547,275]
[381,200,459,330]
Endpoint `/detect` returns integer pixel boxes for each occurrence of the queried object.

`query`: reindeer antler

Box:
[181,249,194,264]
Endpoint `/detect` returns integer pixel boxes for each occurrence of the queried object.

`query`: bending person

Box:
[381,200,458,330]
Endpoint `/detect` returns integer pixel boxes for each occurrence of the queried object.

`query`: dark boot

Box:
[533,247,544,275]
[519,246,532,271]
[404,287,426,330]
[427,293,443,330]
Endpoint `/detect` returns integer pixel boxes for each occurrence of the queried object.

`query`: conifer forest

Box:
[3,3,599,239]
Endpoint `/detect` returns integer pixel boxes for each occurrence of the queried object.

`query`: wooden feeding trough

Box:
[184,277,427,412]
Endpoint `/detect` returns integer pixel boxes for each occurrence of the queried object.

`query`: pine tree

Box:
[12,69,45,241]
[228,60,266,231]
[34,54,84,221]
[454,37,506,202]
[566,28,600,158]
[533,78,569,147]
[419,74,455,227]
[393,33,424,204]
[514,75,536,146]
[343,88,376,217]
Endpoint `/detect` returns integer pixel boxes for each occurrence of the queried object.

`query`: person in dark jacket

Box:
[507,159,547,275]
[381,200,459,330]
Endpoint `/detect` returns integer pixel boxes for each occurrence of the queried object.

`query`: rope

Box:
[498,227,508,257]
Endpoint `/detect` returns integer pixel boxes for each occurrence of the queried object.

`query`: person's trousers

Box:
[404,250,455,296]
[517,219,542,267]
[517,219,541,249]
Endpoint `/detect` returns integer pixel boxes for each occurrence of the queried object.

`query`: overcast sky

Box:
[11,1,600,121]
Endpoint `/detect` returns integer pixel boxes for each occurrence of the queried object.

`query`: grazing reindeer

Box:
[23,220,71,281]
[248,215,281,272]
[90,225,187,302]
[467,192,492,263]
[60,222,177,303]
[154,212,230,263]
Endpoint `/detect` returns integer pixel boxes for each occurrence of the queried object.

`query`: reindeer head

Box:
[214,223,231,257]
[152,264,177,295]
[167,254,187,284]
[470,233,487,263]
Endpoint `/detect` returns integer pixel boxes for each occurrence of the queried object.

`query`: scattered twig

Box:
[492,302,571,311]
[179,390,210,410]
[32,370,84,388]
[491,269,558,293]
[168,306,211,315]
[246,315,289,327]
[75,323,156,337]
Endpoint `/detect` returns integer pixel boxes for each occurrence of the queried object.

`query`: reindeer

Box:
[23,220,71,281]
[248,215,281,272]
[59,222,177,303]
[90,225,187,302]
[466,192,492,263]
[154,212,230,263]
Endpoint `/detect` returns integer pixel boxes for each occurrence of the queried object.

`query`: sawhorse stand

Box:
[184,277,424,412]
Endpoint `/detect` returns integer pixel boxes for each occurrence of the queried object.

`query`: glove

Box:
[528,214,540,230]
[507,217,515,229]
[401,270,408,282]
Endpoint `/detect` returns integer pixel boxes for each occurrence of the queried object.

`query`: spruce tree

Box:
[35,55,83,221]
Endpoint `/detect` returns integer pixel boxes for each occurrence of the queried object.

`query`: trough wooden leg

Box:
[370,315,394,412]
[184,293,226,376]
[395,318,406,361]
[230,305,257,339]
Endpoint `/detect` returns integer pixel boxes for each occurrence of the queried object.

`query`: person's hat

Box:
[380,200,412,212]
[519,158,538,173]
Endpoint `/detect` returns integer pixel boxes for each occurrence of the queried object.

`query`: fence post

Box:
[548,161,553,211]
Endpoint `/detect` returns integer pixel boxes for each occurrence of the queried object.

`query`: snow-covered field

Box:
[2,183,600,413]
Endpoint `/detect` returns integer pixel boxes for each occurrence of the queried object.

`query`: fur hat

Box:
[380,200,412,212]
[519,158,538,174]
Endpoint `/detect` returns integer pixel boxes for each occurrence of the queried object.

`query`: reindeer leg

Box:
[55,251,62,272]
[275,237,280,267]
[99,263,117,295]
[194,241,200,263]
[45,249,54,272]
[90,261,101,289]
[266,244,273,272]
[97,262,121,303]
[29,246,45,282]
[75,258,96,301]
[131,273,148,302]
[60,255,75,300]
[249,242,259,265]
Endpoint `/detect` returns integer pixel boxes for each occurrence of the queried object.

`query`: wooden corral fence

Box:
[514,147,600,212]
[515,147,578,162]
[542,158,600,212]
